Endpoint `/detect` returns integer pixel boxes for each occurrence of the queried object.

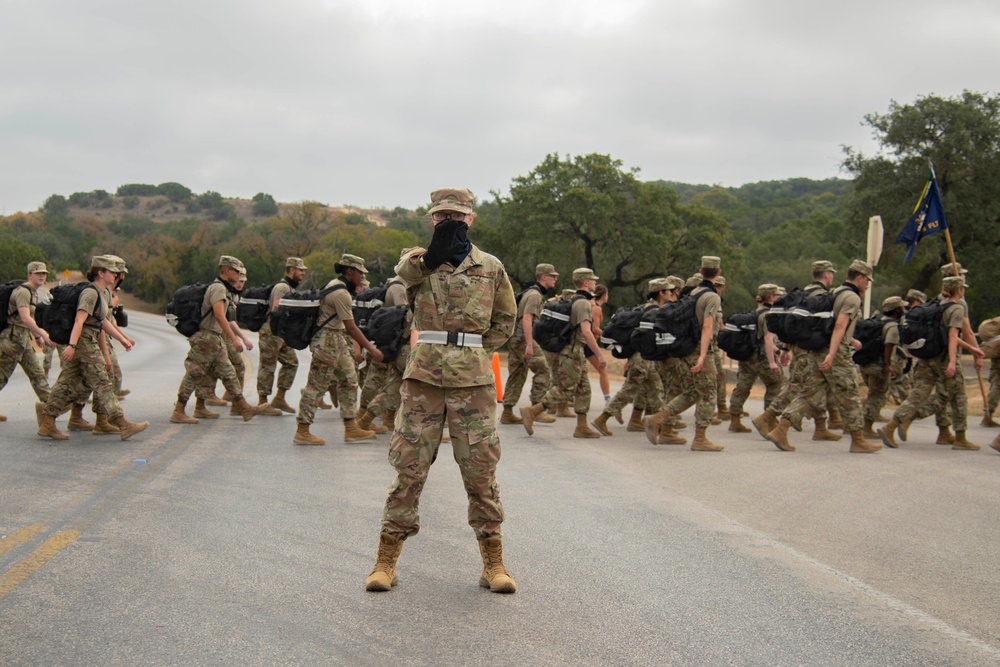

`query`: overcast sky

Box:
[2,0,998,214]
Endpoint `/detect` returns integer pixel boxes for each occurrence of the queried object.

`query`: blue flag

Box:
[895,169,949,264]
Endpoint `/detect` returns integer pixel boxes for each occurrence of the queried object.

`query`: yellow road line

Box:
[0,524,42,558]
[0,530,80,600]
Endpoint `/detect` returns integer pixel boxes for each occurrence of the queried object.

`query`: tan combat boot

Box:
[37,414,69,440]
[110,415,149,441]
[812,417,843,441]
[92,412,120,435]
[642,410,667,445]
[849,430,881,453]
[658,422,687,445]
[896,417,915,442]
[293,423,326,446]
[222,390,233,402]
[952,431,980,451]
[751,409,778,438]
[534,410,556,424]
[204,394,228,407]
[991,434,1000,454]
[591,411,612,436]
[170,401,199,424]
[765,417,795,451]
[626,408,645,432]
[193,398,220,419]
[365,533,404,591]
[555,403,574,418]
[981,412,998,427]
[318,396,333,410]
[382,408,397,432]
[357,408,387,434]
[728,414,752,433]
[257,395,283,416]
[827,408,846,430]
[862,418,879,439]
[519,403,546,436]
[117,389,131,399]
[499,405,523,424]
[478,536,516,594]
[878,418,900,448]
[573,413,601,439]
[717,404,730,418]
[344,418,377,442]
[270,388,295,414]
[233,397,262,422]
[936,426,955,445]
[691,426,723,452]
[67,404,94,431]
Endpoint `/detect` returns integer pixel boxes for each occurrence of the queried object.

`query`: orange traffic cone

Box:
[492,352,503,403]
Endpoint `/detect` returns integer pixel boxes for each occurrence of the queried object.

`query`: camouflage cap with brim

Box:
[535,263,559,277]
[905,289,927,304]
[286,257,308,270]
[666,276,685,290]
[848,259,875,282]
[715,275,726,286]
[427,188,475,215]
[940,262,968,276]
[881,296,905,311]
[811,260,837,274]
[701,256,721,269]
[757,283,780,298]
[686,274,702,288]
[647,278,672,293]
[26,261,48,274]
[90,255,119,272]
[105,254,129,274]
[942,276,968,290]
[219,255,242,269]
[572,267,599,281]
[335,253,368,274]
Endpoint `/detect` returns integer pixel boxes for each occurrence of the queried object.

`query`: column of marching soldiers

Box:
[2,253,999,454]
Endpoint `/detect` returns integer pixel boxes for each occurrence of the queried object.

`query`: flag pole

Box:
[933,161,989,409]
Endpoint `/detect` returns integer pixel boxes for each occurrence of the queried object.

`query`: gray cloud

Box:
[2,0,997,214]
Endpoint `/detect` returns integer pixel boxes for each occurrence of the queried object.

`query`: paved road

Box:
[1,312,998,666]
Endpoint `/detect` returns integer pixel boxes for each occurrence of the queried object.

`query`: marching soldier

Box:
[256,258,308,415]
[1,261,53,419]
[728,284,785,433]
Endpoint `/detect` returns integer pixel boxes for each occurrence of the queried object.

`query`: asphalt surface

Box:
[1,311,998,666]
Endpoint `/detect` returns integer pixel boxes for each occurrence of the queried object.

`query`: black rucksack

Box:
[352,285,390,331]
[898,300,960,360]
[0,280,28,332]
[166,283,211,337]
[632,288,708,361]
[717,310,761,361]
[236,283,278,333]
[366,305,409,363]
[599,305,646,359]
[533,295,587,353]
[765,288,808,346]
[270,284,348,350]
[514,284,545,307]
[785,290,839,351]
[45,283,101,345]
[852,317,888,366]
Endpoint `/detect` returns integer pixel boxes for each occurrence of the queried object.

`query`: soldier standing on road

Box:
[765,260,881,453]
[643,256,725,452]
[1,261,53,421]
[519,268,607,439]
[858,296,904,439]
[170,256,262,425]
[365,188,517,594]
[500,263,558,425]
[293,253,384,446]
[256,258,307,415]
[728,284,785,433]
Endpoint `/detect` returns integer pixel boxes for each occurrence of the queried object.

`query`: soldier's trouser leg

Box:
[729,360,756,415]
[256,327,282,398]
[606,354,651,416]
[782,350,863,431]
[714,349,727,407]
[541,345,590,414]
[502,338,530,409]
[988,361,1000,416]
[370,346,408,418]
[893,358,944,425]
[298,330,358,426]
[227,337,245,393]
[0,329,51,403]
[862,366,890,424]
[94,343,124,415]
[381,380,503,540]
[359,359,387,411]
[660,351,717,429]
[634,366,664,412]
[45,334,123,420]
[178,331,243,405]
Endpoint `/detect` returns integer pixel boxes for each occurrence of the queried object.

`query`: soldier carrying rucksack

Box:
[726,284,786,434]
[855,295,904,438]
[0,261,54,423]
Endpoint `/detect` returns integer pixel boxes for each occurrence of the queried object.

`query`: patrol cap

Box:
[940,262,968,276]
[665,276,685,290]
[811,260,837,274]
[757,283,780,299]
[286,257,308,270]
[90,255,120,272]
[219,255,242,269]
[848,259,875,282]
[26,261,48,274]
[335,253,368,274]
[905,289,927,304]
[942,275,968,290]
[238,267,247,279]
[560,289,576,299]
[535,263,559,277]
[686,274,702,288]
[105,254,128,274]
[715,275,726,287]
[427,188,475,215]
[701,256,721,269]
[572,267,599,282]
[647,278,672,293]
[881,296,905,311]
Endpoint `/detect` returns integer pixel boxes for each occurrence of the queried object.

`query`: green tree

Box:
[843,91,1000,319]
[158,182,193,202]
[0,234,47,278]
[251,192,279,217]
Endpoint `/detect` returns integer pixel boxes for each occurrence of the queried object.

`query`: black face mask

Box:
[447,222,471,266]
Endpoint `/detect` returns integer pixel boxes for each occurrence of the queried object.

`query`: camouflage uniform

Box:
[729,305,785,415]
[43,285,124,419]
[767,281,829,427]
[367,279,411,420]
[0,282,50,402]
[502,283,552,409]
[713,312,727,410]
[256,278,299,399]
[91,286,123,416]
[380,244,515,540]
[780,284,864,431]
[539,294,594,414]
[297,278,358,426]
[603,300,663,418]
[986,358,1000,419]
[859,316,900,424]
[176,281,245,405]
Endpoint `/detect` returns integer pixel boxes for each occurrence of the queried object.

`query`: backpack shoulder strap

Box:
[314,283,349,332]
